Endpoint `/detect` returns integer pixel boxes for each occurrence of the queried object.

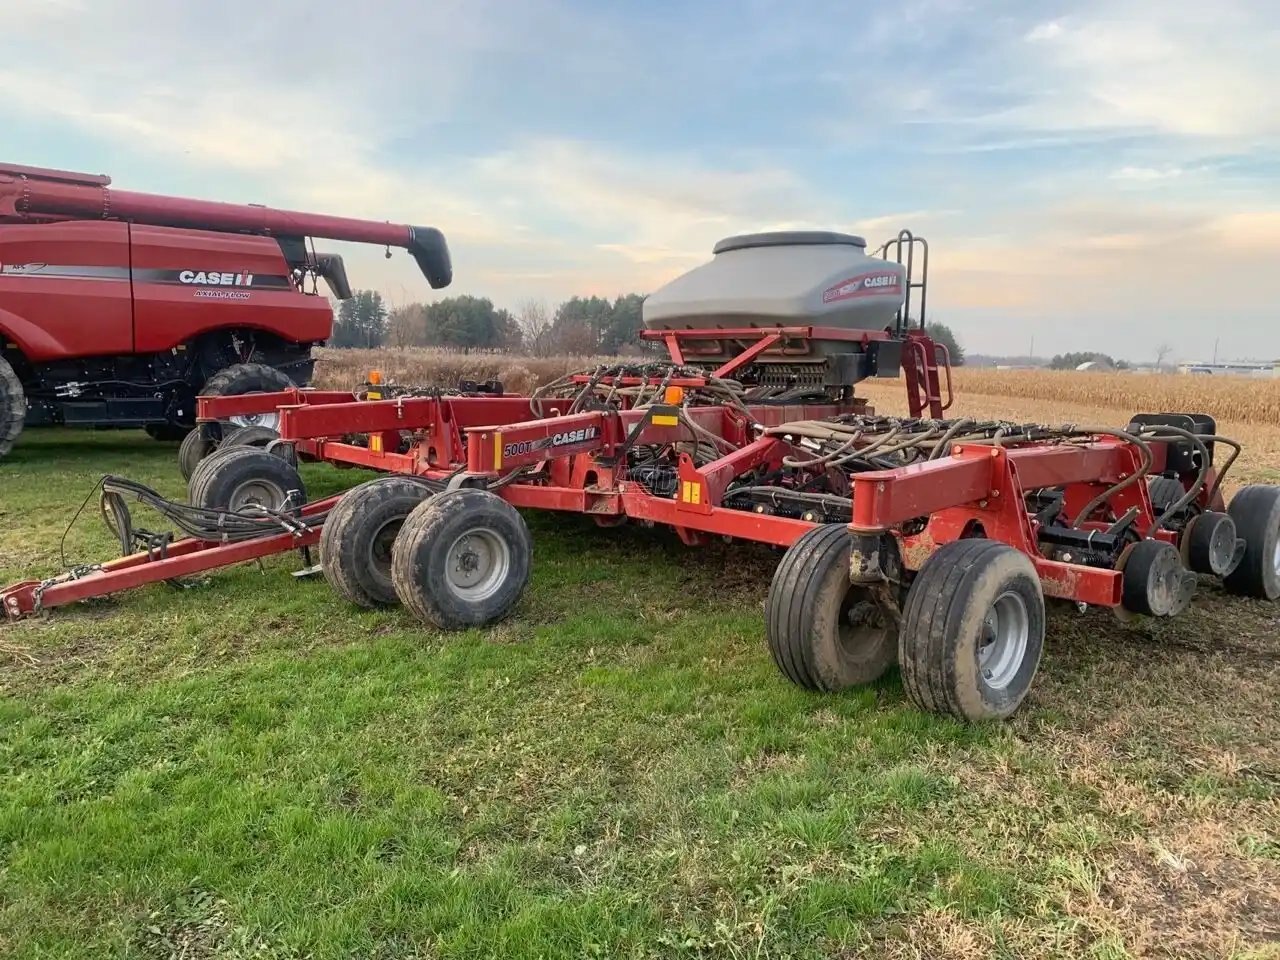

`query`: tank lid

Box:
[712,230,867,255]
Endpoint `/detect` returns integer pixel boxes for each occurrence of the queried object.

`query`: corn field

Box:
[314,348,1280,427]
[940,368,1280,426]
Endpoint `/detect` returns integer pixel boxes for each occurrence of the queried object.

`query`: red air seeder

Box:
[4,230,1278,722]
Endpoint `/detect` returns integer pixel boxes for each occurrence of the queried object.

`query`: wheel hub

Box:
[977,590,1029,690]
[228,478,286,512]
[369,520,403,568]
[445,528,510,602]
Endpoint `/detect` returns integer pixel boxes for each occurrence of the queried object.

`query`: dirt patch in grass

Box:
[1097,831,1280,959]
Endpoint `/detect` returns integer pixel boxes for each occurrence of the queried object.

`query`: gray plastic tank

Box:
[644,231,906,331]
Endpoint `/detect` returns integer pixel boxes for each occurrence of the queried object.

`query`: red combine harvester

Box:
[4,230,1278,722]
[0,162,451,457]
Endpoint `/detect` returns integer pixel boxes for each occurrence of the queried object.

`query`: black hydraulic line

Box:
[1202,435,1241,512]
[1132,425,1214,533]
[1067,427,1155,527]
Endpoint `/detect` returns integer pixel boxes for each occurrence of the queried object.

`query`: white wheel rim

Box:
[228,477,286,511]
[229,410,280,431]
[1272,535,1280,578]
[445,528,511,602]
[978,590,1029,690]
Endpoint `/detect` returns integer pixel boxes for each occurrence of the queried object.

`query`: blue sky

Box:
[4,0,1278,360]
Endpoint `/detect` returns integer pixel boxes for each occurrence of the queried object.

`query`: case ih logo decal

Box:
[178,270,255,286]
[822,271,900,304]
[502,426,599,460]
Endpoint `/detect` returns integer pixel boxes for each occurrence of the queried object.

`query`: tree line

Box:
[330,291,647,355]
[330,289,966,364]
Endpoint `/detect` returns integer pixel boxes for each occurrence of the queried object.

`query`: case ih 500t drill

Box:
[8,229,1279,723]
[0,162,451,458]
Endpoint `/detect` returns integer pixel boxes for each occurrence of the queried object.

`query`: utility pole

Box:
[1212,337,1219,364]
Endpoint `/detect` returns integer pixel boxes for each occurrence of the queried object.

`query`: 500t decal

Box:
[502,426,599,460]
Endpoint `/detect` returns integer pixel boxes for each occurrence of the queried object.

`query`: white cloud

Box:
[3,0,1280,360]
[1005,2,1280,140]
[1025,20,1063,42]
[1111,166,1184,182]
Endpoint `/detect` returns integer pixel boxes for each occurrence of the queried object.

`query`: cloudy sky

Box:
[4,0,1278,361]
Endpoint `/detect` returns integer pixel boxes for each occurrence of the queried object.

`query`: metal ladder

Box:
[874,230,951,418]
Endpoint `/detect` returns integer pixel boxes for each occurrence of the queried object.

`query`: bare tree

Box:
[387,303,427,348]
[1155,343,1172,371]
[516,299,553,357]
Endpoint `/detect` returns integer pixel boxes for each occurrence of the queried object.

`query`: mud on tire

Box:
[391,488,531,629]
[322,477,433,608]
[189,447,305,513]
[765,523,897,691]
[899,538,1046,722]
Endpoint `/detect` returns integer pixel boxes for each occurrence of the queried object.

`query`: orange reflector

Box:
[663,385,684,405]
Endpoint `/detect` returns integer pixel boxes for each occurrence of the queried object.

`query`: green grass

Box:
[2,430,1278,959]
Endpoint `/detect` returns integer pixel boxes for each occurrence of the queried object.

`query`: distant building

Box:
[1075,359,1115,372]
[1177,360,1280,378]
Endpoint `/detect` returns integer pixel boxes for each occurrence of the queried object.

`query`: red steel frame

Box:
[2,496,335,619]
[3,327,1199,620]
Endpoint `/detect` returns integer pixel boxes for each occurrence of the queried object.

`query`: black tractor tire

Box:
[189,447,306,513]
[177,424,279,482]
[178,429,217,482]
[0,355,26,459]
[322,477,434,608]
[187,443,253,503]
[1223,485,1280,600]
[145,423,192,442]
[899,539,1046,722]
[391,488,532,630]
[765,523,897,691]
[201,363,295,436]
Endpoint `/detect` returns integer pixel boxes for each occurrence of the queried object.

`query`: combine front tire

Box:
[765,523,897,691]
[391,488,531,629]
[188,447,305,513]
[322,477,433,608]
[1223,485,1280,600]
[0,355,25,460]
[899,539,1045,722]
[201,363,295,432]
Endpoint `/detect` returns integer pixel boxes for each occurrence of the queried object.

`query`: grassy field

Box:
[2,378,1280,957]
